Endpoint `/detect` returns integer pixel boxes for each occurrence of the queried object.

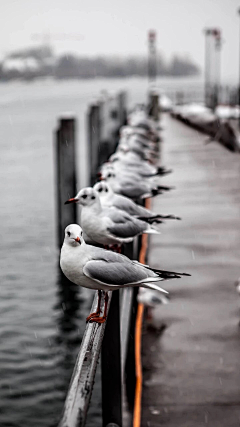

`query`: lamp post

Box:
[148,30,157,84]
[212,28,222,110]
[204,28,211,108]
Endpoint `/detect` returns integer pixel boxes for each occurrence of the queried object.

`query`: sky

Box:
[2,0,240,83]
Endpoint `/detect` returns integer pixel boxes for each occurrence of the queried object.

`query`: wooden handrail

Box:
[58,291,112,427]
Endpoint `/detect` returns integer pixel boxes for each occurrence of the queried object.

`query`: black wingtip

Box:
[155,214,182,221]
[152,188,161,196]
[157,167,173,176]
[145,266,191,279]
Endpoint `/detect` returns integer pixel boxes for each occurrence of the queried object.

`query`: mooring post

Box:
[55,115,77,248]
[118,91,127,127]
[88,103,101,185]
[102,290,122,427]
[148,92,159,121]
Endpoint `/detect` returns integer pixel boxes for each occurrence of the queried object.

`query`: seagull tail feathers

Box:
[142,282,169,294]
[143,228,160,234]
[137,214,181,224]
[145,266,191,279]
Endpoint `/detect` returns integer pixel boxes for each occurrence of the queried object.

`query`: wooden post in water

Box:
[88,103,101,185]
[56,115,77,248]
[148,92,159,121]
[102,290,122,427]
[118,91,127,128]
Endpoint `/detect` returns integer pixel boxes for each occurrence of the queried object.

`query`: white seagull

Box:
[65,187,159,247]
[93,181,180,223]
[100,169,173,200]
[60,224,191,323]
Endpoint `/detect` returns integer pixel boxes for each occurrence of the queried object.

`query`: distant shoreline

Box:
[0,73,202,84]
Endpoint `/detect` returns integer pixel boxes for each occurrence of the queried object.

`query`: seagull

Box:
[137,287,170,308]
[93,181,180,223]
[100,170,173,200]
[108,153,172,177]
[60,224,191,323]
[65,187,160,247]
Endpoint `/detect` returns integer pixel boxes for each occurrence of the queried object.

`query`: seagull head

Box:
[101,170,116,181]
[75,187,101,209]
[64,224,84,247]
[93,181,113,199]
[65,187,101,208]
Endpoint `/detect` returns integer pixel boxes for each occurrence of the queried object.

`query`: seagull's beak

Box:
[75,236,81,244]
[65,198,79,205]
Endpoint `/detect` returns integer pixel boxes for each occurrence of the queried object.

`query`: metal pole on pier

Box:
[204,28,211,108]
[55,115,77,248]
[213,28,222,110]
[148,30,157,84]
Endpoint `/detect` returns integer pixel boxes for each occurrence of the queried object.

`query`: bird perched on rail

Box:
[100,169,173,200]
[60,224,191,323]
[107,152,172,177]
[93,181,180,224]
[65,187,160,248]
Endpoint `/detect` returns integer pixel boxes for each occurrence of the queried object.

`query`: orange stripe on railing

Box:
[133,198,151,427]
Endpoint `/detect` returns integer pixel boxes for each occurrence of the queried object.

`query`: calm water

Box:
[0,76,203,427]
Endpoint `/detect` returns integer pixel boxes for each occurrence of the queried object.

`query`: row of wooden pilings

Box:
[55,91,127,249]
[54,89,159,427]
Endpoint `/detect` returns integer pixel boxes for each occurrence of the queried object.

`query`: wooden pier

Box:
[55,92,240,427]
[141,114,240,426]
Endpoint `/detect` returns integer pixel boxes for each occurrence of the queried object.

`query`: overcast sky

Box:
[2,0,240,83]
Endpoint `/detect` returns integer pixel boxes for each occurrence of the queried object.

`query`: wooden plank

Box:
[58,291,112,427]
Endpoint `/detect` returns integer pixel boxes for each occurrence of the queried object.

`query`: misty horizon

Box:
[1,0,240,83]
[0,44,200,81]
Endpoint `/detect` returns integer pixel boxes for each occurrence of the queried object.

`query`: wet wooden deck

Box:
[141,114,240,426]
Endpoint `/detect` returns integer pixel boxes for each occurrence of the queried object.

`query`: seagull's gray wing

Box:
[112,195,143,216]
[105,208,146,238]
[116,180,150,199]
[83,257,149,286]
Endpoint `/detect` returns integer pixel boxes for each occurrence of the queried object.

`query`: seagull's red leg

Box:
[89,292,109,324]
[86,290,102,322]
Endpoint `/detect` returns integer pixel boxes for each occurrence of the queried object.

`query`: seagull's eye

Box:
[82,194,87,199]
[107,173,112,178]
[91,196,95,200]
[67,231,71,237]
[81,231,83,236]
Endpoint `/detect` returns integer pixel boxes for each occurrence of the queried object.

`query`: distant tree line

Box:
[0,46,200,81]
[54,54,199,79]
